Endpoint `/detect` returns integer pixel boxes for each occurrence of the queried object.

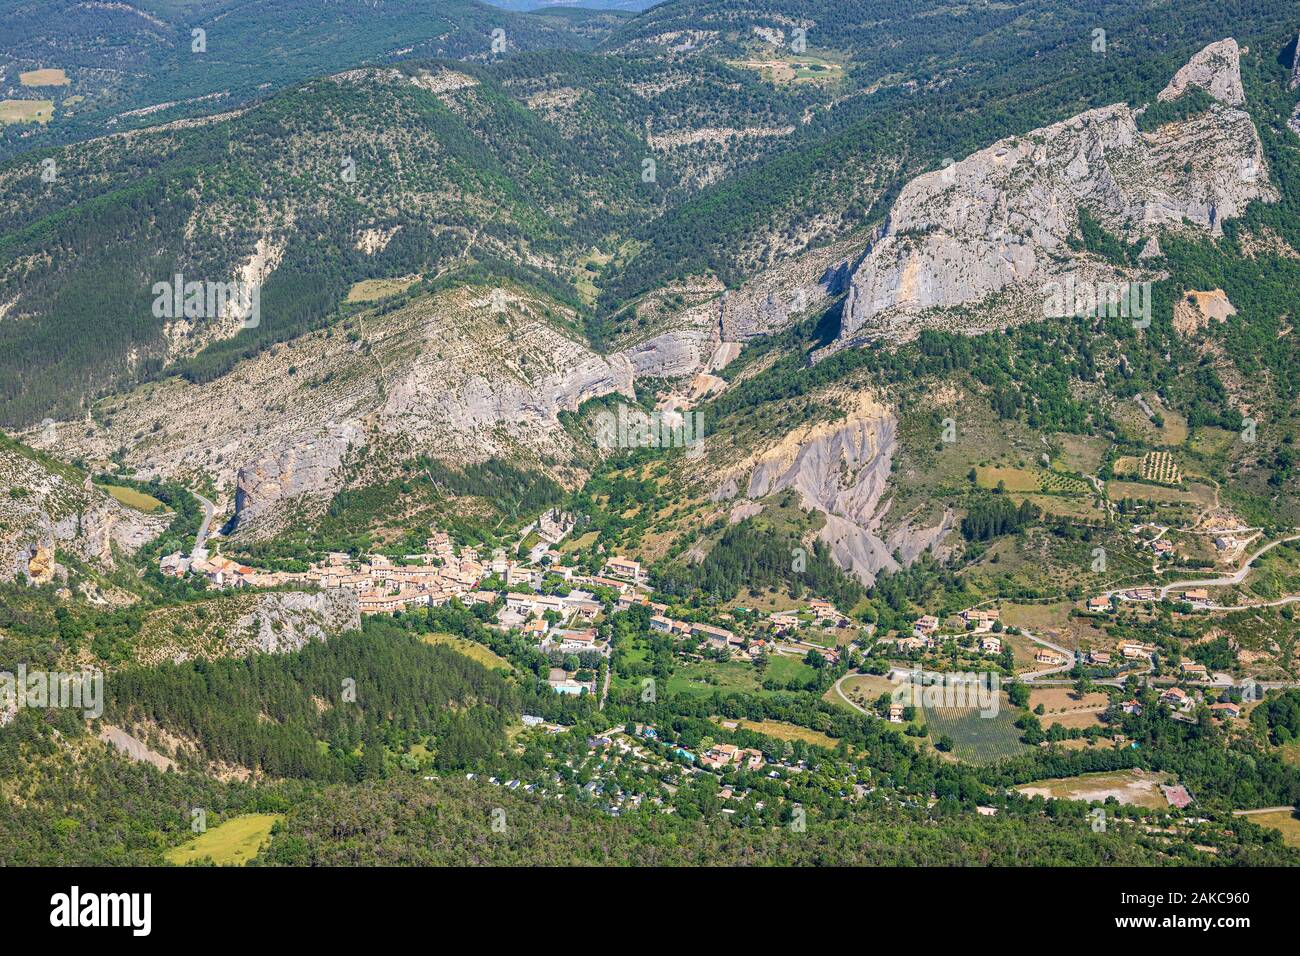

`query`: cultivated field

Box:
[1140,451,1182,485]
[0,99,54,124]
[19,68,69,87]
[98,483,169,513]
[924,694,1031,764]
[1109,479,1214,507]
[164,813,282,866]
[975,466,1041,492]
[1028,688,1110,713]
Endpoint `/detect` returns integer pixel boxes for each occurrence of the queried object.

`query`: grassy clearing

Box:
[1016,769,1172,808]
[764,654,817,686]
[733,718,840,750]
[98,483,169,513]
[1053,433,1108,474]
[667,660,759,696]
[828,673,898,712]
[1277,741,1300,767]
[1013,492,1100,520]
[1000,601,1112,651]
[574,248,612,306]
[20,68,69,87]
[421,632,512,672]
[728,53,845,85]
[346,277,418,303]
[1241,810,1300,848]
[165,813,282,866]
[0,99,54,124]
[1189,427,1238,460]
[561,530,599,553]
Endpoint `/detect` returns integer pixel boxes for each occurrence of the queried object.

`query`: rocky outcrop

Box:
[620,329,717,379]
[232,590,361,656]
[234,423,361,530]
[1173,288,1236,337]
[838,40,1274,344]
[1291,34,1300,90]
[0,441,165,583]
[129,589,361,666]
[716,393,949,583]
[1158,38,1245,106]
[719,234,869,341]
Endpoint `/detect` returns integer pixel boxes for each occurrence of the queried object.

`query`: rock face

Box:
[716,393,949,584]
[1173,288,1237,337]
[718,234,868,341]
[0,441,165,583]
[838,39,1274,344]
[234,423,361,530]
[130,589,362,666]
[232,590,361,656]
[1158,38,1245,106]
[50,284,640,537]
[1291,34,1300,90]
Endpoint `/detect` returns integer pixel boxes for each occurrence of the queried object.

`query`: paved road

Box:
[1016,629,1077,683]
[1232,806,1299,816]
[1153,534,1300,599]
[832,672,872,716]
[1100,532,1300,603]
[192,489,217,554]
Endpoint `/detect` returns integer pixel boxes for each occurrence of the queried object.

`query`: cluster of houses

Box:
[650,613,751,655]
[698,743,765,771]
[898,607,1002,654]
[160,549,256,588]
[161,532,494,614]
[769,599,851,632]
[1101,586,1214,609]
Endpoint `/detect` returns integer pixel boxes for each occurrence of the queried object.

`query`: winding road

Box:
[1015,629,1077,683]
[1152,534,1300,600]
[832,672,872,716]
[191,489,217,554]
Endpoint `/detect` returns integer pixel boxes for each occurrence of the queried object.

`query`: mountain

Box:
[0,0,616,157]
[0,47,813,429]
[7,1,1300,884]
[838,40,1274,344]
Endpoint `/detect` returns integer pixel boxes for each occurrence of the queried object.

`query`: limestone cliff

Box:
[0,439,165,584]
[127,589,362,667]
[44,284,638,537]
[838,39,1274,344]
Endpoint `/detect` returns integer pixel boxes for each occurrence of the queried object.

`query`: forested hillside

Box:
[0,0,613,157]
